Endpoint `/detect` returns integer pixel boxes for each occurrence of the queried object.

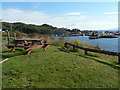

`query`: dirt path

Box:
[0,58,9,64]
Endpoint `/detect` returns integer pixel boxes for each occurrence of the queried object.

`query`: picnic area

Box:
[1,35,120,88]
[1,23,120,88]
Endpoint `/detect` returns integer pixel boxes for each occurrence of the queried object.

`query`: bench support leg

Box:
[27,50,31,55]
[11,47,16,52]
[43,45,49,51]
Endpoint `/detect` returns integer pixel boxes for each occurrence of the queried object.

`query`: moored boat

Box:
[89,36,99,39]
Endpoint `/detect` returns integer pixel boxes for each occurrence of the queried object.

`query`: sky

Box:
[1,2,118,30]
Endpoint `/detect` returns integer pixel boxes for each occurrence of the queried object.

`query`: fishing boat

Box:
[89,36,99,39]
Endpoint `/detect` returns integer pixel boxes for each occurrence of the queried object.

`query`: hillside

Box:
[2,22,68,35]
[2,45,119,88]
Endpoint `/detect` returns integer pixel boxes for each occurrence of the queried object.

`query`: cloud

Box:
[2,8,47,24]
[2,8,87,26]
[65,12,81,15]
[2,8,117,30]
[104,12,118,15]
[71,21,117,30]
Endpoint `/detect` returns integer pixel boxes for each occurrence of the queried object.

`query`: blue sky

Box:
[2,2,118,30]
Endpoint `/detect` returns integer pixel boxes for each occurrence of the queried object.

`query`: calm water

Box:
[54,36,119,52]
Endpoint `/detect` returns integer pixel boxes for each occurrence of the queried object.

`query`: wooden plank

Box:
[65,42,120,64]
[26,45,44,50]
[14,38,44,41]
[6,45,31,48]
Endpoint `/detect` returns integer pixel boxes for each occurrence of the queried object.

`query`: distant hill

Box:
[2,22,68,35]
[95,29,118,32]
[107,28,118,31]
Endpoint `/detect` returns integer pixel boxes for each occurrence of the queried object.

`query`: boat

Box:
[89,36,99,39]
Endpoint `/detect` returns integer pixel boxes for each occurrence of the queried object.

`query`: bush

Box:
[50,37,66,47]
[74,40,81,46]
[73,40,81,52]
[65,40,81,52]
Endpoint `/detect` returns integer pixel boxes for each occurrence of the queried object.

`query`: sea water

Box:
[54,36,119,52]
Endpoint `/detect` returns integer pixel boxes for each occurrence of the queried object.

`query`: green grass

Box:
[2,45,120,88]
[2,36,16,43]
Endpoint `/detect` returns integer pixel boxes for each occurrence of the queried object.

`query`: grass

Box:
[2,45,120,88]
[2,37,8,42]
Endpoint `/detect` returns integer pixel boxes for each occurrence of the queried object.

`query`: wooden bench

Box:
[6,45,31,48]
[5,43,50,54]
[5,39,50,55]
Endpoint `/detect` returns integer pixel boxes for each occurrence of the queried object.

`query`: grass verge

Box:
[2,45,119,88]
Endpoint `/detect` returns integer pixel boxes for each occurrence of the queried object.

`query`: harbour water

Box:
[54,36,119,52]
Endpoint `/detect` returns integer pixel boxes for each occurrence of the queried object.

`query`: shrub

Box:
[50,37,66,47]
[74,40,81,46]
[73,40,81,52]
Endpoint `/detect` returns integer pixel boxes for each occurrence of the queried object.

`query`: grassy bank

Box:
[2,44,119,88]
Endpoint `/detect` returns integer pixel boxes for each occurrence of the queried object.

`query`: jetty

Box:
[99,35,118,38]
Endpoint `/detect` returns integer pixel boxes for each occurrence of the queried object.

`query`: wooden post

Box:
[27,50,31,55]
[11,47,16,52]
[14,33,16,39]
[118,53,120,64]
[7,31,10,45]
[64,42,67,48]
[84,50,88,55]
[73,46,75,51]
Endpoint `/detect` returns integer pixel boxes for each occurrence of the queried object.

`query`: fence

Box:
[64,42,120,64]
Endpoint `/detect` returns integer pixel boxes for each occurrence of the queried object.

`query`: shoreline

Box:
[53,36,118,52]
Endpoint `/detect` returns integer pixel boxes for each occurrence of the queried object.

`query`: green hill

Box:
[2,45,119,88]
[2,22,67,35]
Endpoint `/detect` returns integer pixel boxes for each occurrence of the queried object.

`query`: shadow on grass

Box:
[58,47,71,53]
[2,49,27,60]
[86,53,99,58]
[2,48,25,53]
[58,47,120,70]
[77,54,120,70]
[58,47,99,58]
[2,48,44,60]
